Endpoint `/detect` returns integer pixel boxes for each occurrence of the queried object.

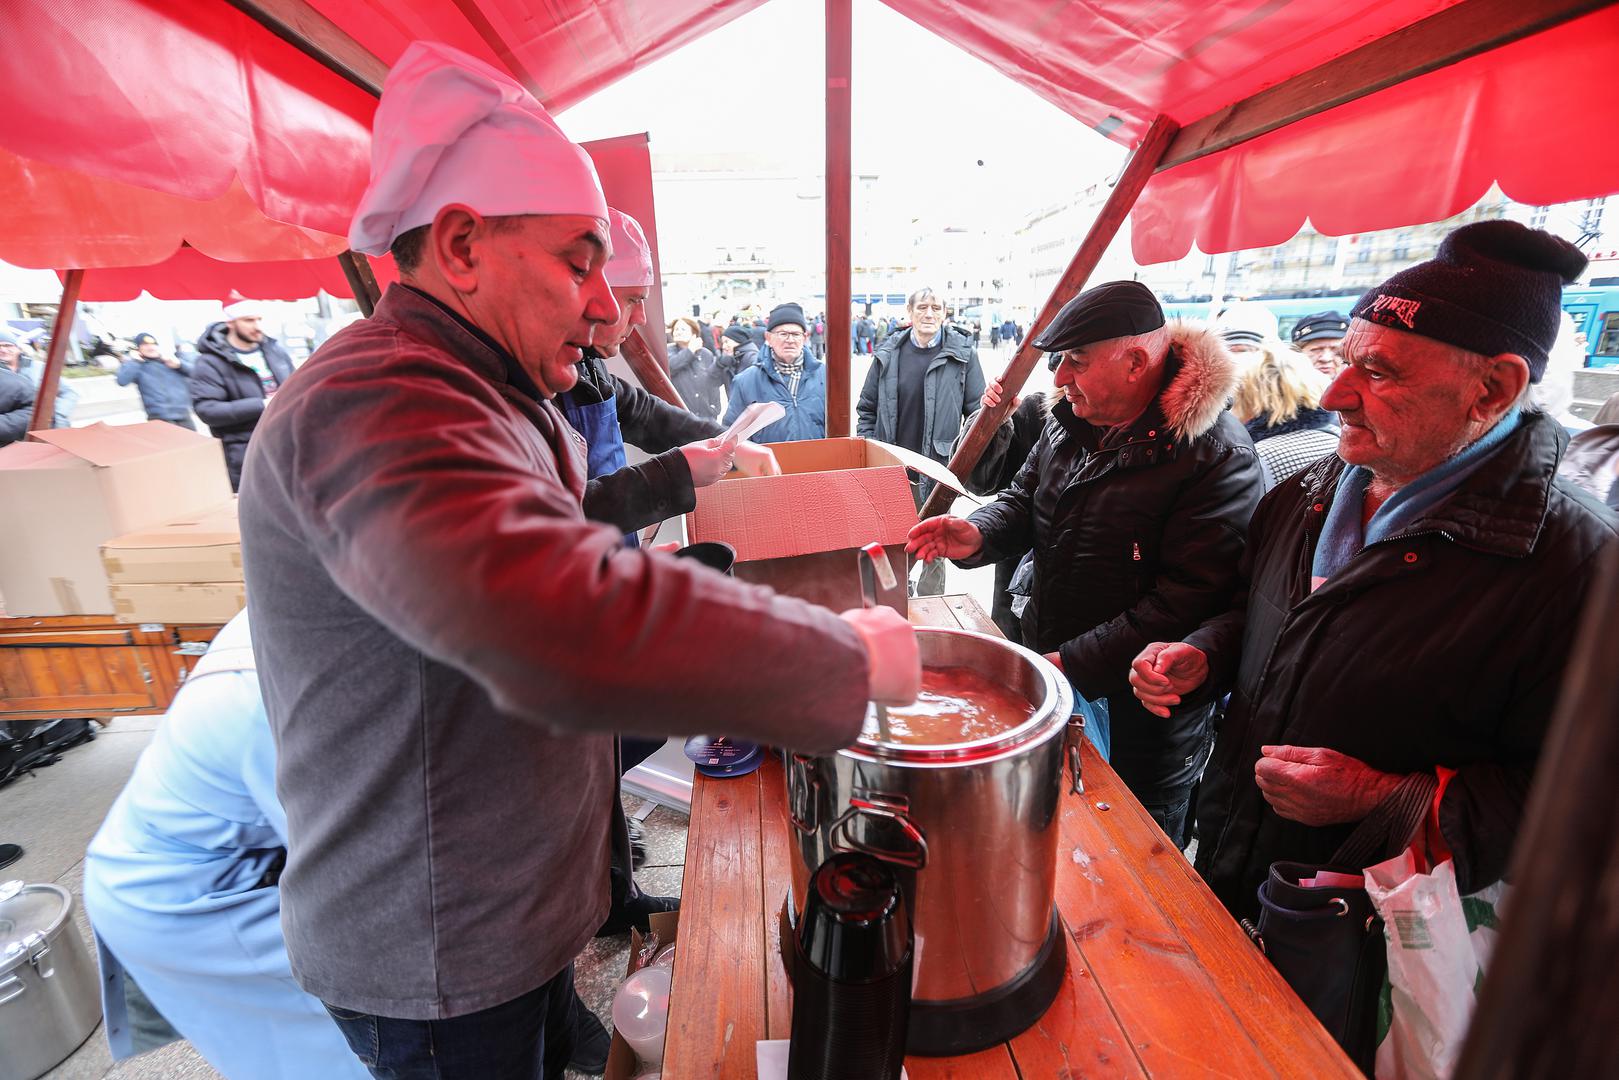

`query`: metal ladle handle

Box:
[858,543,898,742]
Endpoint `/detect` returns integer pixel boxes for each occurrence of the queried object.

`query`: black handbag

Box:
[1243,771,1439,1073]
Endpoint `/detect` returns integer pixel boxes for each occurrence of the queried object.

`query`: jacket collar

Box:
[874,325,974,367]
[1299,410,1567,558]
[757,347,822,383]
[376,284,533,401]
[399,285,545,403]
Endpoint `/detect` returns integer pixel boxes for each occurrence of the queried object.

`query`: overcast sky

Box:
[556,0,1124,233]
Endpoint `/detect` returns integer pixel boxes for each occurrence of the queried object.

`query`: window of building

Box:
[1597,312,1619,357]
[1530,205,1550,230]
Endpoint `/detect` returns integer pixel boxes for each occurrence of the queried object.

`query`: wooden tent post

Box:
[620,328,689,411]
[824,0,853,437]
[336,250,381,317]
[29,269,83,432]
[1453,539,1619,1078]
[918,114,1179,519]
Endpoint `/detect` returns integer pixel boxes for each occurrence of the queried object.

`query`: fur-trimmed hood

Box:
[1045,319,1238,443]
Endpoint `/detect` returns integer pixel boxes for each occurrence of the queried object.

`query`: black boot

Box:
[596,890,680,937]
[0,843,21,870]
[628,820,648,871]
[568,993,611,1075]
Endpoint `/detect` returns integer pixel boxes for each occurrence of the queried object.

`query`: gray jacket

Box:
[856,325,985,461]
[238,285,868,1020]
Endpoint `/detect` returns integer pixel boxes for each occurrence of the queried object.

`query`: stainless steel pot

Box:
[785,628,1073,1056]
[0,880,101,1080]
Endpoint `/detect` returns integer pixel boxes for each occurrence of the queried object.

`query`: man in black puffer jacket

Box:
[191,302,295,490]
[1131,221,1619,924]
[909,282,1262,841]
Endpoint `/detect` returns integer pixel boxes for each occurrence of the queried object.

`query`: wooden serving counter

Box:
[664,594,1359,1078]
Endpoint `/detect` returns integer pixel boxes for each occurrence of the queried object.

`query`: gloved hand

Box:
[732,440,782,477]
[679,437,738,488]
[838,606,921,705]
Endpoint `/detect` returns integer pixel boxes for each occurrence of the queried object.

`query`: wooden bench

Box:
[665,593,1359,1078]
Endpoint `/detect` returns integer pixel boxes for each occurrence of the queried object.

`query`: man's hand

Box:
[1253,746,1408,827]
[905,516,983,563]
[980,377,1020,412]
[163,356,182,370]
[1128,642,1209,718]
[679,437,738,488]
[731,440,781,477]
[838,606,921,705]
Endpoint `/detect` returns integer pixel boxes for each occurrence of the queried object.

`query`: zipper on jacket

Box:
[1131,541,1142,562]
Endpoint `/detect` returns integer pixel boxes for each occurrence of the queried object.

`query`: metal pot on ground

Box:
[785,627,1073,1056]
[0,880,101,1080]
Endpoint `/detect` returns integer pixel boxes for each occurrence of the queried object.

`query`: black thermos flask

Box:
[788,852,913,1080]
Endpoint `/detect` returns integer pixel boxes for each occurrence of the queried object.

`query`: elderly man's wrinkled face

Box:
[0,342,18,370]
[1052,338,1141,427]
[228,316,264,344]
[909,294,944,338]
[465,214,618,396]
[1322,320,1491,484]
[768,324,806,363]
[592,286,648,357]
[1302,339,1343,378]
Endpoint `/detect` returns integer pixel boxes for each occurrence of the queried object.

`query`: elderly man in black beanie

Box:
[1132,222,1618,937]
[909,280,1263,842]
[722,301,827,443]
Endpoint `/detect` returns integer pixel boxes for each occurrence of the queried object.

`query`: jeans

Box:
[1138,786,1195,850]
[324,965,577,1080]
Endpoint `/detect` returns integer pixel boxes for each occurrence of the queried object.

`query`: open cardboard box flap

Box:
[689,438,973,564]
[30,419,213,467]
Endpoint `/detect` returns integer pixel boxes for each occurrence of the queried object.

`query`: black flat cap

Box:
[1291,312,1349,344]
[1032,280,1164,353]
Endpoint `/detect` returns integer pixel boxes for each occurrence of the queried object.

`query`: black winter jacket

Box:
[1190,411,1619,920]
[190,322,295,489]
[959,322,1263,797]
[0,366,34,446]
[958,393,1050,642]
[669,346,723,421]
[569,353,721,533]
[857,325,985,463]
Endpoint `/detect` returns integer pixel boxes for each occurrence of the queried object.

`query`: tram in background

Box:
[1161,283,1619,369]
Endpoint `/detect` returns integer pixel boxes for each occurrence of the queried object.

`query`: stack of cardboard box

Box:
[102,501,244,624]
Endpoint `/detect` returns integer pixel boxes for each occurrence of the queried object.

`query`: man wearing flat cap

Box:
[1291,311,1348,378]
[1132,222,1619,932]
[909,280,1263,841]
[238,42,916,1080]
[722,301,828,443]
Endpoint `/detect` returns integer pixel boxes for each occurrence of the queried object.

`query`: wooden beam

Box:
[1454,540,1619,1079]
[1160,0,1611,171]
[29,270,83,433]
[336,250,382,317]
[824,0,853,438]
[919,115,1180,520]
[222,0,388,96]
[620,328,689,411]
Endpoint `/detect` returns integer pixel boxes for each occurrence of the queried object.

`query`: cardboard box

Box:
[686,438,967,614]
[0,422,232,616]
[101,501,241,585]
[109,582,247,625]
[604,908,679,1080]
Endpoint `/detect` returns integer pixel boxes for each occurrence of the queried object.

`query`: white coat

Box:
[82,614,367,1079]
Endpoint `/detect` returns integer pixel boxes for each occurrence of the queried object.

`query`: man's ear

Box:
[428,204,483,293]
[1474,352,1531,422]
[1126,346,1151,380]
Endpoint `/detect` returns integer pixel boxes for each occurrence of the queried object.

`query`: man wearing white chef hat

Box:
[238,41,917,1080]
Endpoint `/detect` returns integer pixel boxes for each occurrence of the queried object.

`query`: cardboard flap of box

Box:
[689,438,974,564]
[31,420,213,467]
[0,441,77,470]
[102,501,241,584]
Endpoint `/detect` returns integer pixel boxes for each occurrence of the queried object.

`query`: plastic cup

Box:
[612,966,672,1067]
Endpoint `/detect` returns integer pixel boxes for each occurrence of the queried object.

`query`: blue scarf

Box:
[1311,407,1523,588]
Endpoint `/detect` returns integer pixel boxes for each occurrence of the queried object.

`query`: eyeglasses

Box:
[772,330,806,340]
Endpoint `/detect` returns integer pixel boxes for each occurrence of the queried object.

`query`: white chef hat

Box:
[223,300,265,320]
[349,42,608,257]
[604,209,654,289]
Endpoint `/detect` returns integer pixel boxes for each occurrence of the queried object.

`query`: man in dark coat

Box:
[1131,221,1619,921]
[909,282,1263,841]
[857,285,985,595]
[117,332,195,428]
[0,361,34,447]
[190,301,295,489]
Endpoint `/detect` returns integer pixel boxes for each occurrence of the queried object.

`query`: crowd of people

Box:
[56,39,1619,1080]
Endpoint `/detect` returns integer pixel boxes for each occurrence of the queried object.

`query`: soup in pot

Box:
[869,666,1036,745]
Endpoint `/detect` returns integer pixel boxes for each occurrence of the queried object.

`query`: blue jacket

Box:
[117,354,194,421]
[722,347,827,443]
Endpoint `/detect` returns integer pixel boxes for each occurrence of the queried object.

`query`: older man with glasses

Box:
[722,301,827,443]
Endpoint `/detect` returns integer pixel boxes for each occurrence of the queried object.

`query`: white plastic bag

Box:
[1364,850,1505,1080]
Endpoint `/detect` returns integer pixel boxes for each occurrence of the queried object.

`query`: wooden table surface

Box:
[665,594,1359,1079]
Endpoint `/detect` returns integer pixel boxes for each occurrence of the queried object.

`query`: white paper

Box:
[720,401,786,447]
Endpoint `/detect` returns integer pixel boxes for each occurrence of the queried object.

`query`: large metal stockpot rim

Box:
[0,880,71,979]
[849,627,1070,764]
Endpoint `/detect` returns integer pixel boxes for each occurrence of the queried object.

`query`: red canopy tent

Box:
[2,0,1616,446]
